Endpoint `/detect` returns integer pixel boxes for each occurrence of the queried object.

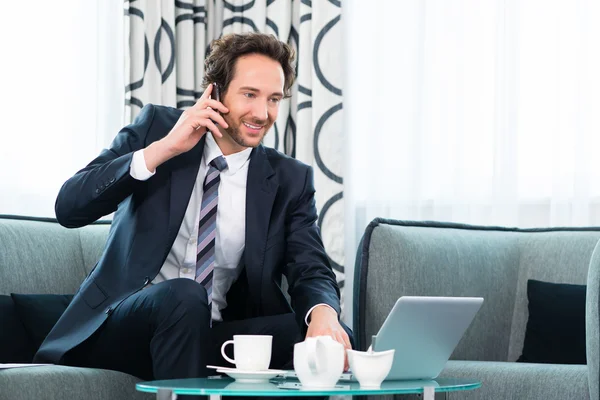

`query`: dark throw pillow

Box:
[517,279,586,364]
[10,293,74,351]
[0,295,35,362]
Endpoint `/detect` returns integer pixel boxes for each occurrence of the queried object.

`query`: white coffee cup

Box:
[221,335,272,371]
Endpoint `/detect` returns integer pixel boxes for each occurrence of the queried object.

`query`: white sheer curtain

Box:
[0,1,124,218]
[343,0,600,323]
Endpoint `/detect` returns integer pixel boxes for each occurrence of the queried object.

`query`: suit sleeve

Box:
[282,166,341,328]
[55,104,157,228]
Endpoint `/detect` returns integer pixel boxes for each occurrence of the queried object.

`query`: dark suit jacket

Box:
[35,104,344,363]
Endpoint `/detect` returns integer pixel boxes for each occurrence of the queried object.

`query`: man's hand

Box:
[143,83,229,172]
[306,305,352,370]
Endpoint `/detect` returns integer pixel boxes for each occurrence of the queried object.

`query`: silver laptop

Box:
[343,296,484,381]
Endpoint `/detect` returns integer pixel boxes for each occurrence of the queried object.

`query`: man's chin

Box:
[233,133,265,149]
[242,138,263,148]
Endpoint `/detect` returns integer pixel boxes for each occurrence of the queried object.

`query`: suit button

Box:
[95,188,101,194]
[109,177,115,183]
[143,276,150,285]
[105,306,113,315]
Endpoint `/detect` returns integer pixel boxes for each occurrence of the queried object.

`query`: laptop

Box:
[281,296,483,382]
[342,296,484,381]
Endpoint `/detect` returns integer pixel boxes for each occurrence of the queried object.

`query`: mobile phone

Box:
[211,82,221,126]
[212,82,221,102]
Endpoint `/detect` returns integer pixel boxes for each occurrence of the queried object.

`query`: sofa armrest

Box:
[586,239,600,400]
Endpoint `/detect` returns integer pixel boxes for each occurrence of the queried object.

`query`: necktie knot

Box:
[210,156,228,172]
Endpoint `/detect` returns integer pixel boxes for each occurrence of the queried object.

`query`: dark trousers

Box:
[64,278,303,381]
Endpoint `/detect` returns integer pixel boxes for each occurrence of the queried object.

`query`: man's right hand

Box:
[143,84,229,172]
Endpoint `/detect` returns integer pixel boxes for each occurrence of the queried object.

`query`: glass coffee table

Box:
[136,376,481,400]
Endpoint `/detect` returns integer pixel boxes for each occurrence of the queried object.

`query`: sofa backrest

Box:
[0,216,110,296]
[508,231,599,360]
[354,219,600,362]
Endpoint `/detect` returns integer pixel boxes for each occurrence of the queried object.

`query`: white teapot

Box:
[293,335,345,388]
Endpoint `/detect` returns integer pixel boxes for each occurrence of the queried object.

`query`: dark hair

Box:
[202,32,296,98]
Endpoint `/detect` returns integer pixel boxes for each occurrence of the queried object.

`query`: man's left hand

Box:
[306,305,352,370]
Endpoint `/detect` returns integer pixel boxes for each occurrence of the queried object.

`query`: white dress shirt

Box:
[130,133,331,324]
[131,133,249,321]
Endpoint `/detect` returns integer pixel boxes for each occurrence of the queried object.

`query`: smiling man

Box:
[35,32,353,381]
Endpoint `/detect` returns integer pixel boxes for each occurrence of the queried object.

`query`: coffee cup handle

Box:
[221,340,236,365]
[307,339,320,374]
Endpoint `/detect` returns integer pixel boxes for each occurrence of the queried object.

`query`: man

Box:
[35,32,352,381]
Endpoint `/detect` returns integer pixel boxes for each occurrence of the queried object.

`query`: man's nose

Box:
[250,100,269,121]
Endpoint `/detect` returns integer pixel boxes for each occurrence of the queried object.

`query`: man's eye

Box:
[244,93,255,98]
[270,98,281,103]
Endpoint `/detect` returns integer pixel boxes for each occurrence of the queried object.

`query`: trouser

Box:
[64,278,302,381]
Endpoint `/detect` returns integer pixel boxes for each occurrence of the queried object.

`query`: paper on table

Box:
[0,364,53,369]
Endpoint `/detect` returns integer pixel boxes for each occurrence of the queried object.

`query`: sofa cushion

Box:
[508,233,595,361]
[0,295,35,363]
[439,360,589,400]
[10,293,74,351]
[0,217,89,295]
[0,365,152,400]
[517,279,586,364]
[355,221,522,360]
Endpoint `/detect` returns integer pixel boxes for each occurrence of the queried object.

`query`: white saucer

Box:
[216,368,284,383]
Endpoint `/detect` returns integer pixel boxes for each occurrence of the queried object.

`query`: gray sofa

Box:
[3,214,599,399]
[0,215,150,400]
[354,219,600,399]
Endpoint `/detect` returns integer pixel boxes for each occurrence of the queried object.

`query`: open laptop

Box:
[281,296,483,382]
[342,296,484,381]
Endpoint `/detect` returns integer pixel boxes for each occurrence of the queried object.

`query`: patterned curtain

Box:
[124,0,346,311]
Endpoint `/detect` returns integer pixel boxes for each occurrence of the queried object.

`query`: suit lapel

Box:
[244,145,278,300]
[166,136,206,251]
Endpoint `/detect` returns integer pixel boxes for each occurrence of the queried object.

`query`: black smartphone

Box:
[211,82,221,126]
[212,82,221,102]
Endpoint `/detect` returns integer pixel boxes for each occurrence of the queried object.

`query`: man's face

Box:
[219,54,285,149]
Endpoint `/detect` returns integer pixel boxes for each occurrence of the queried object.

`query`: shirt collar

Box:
[203,133,253,174]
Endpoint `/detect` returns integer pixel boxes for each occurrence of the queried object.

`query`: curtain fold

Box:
[124,0,347,309]
[343,0,600,324]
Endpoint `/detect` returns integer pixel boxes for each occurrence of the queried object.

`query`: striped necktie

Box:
[195,155,228,310]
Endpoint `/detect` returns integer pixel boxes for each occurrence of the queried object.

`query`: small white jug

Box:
[294,336,344,388]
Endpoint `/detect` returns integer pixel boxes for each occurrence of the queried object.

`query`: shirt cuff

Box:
[305,303,336,326]
[130,149,155,181]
